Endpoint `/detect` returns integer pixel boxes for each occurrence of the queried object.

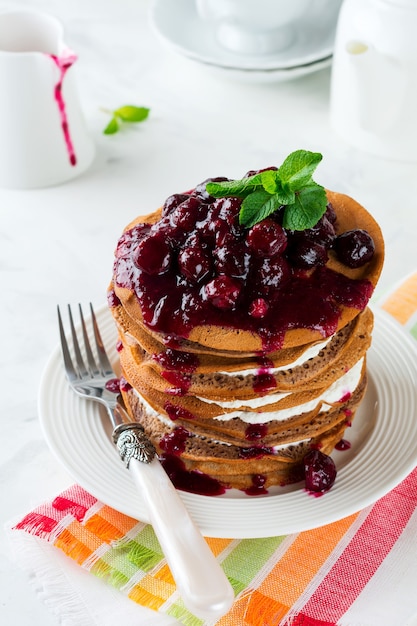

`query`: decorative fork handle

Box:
[113,422,156,465]
[109,404,234,620]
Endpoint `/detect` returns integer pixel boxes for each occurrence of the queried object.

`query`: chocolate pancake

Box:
[109,175,384,495]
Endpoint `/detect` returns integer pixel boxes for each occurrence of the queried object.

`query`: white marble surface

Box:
[1,0,417,624]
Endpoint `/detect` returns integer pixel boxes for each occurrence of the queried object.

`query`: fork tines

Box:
[57,303,113,380]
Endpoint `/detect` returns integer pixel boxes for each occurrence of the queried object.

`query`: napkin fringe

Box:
[5,523,94,626]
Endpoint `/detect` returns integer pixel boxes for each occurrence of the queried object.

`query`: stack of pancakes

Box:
[108,188,384,494]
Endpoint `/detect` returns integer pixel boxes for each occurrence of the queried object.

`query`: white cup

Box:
[196,0,312,55]
[0,11,95,189]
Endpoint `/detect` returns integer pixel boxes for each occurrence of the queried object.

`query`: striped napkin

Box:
[10,272,417,626]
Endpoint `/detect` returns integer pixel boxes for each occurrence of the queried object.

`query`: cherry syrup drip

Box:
[49,53,77,167]
[119,377,132,392]
[104,378,120,394]
[252,355,277,395]
[245,423,268,441]
[153,348,199,372]
[335,439,351,451]
[164,402,195,421]
[159,425,190,455]
[244,474,268,496]
[160,454,226,496]
[107,289,121,308]
[161,371,192,395]
[339,391,352,403]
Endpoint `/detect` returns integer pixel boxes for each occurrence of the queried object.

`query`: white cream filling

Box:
[199,392,291,409]
[213,357,364,424]
[132,389,310,452]
[218,336,332,378]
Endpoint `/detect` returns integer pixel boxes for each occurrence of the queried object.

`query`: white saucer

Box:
[149,0,342,72]
[180,55,333,84]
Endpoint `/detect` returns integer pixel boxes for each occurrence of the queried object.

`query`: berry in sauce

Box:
[204,276,242,309]
[247,219,287,257]
[304,449,337,494]
[334,229,375,268]
[287,239,328,269]
[133,232,171,275]
[178,235,212,283]
[161,193,190,217]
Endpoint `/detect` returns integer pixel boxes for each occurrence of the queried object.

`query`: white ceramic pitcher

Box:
[330,0,417,161]
[0,11,95,188]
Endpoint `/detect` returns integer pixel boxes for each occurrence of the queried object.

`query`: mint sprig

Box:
[206,150,327,230]
[102,104,150,135]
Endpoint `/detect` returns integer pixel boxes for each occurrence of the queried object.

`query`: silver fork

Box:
[57,304,234,620]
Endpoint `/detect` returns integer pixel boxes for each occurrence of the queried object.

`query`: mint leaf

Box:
[103,116,119,135]
[278,150,322,191]
[204,149,325,230]
[282,183,327,230]
[240,189,283,228]
[114,105,150,123]
[206,174,264,198]
[259,169,280,194]
[102,103,150,134]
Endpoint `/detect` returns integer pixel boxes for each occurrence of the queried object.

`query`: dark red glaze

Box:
[245,423,268,441]
[335,439,351,451]
[161,371,192,395]
[107,289,121,308]
[339,391,352,403]
[252,372,277,394]
[113,188,375,352]
[160,453,226,495]
[105,378,120,393]
[252,355,277,394]
[164,402,195,421]
[49,54,77,167]
[249,298,269,319]
[153,349,199,372]
[119,377,132,392]
[159,426,190,455]
[244,474,268,496]
[116,340,123,352]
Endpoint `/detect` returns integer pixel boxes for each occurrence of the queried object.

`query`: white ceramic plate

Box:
[39,306,417,538]
[149,0,342,71]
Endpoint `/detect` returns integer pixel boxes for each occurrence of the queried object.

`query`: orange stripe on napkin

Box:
[381,273,417,323]
[257,513,359,605]
[205,536,234,556]
[55,521,103,564]
[84,506,138,542]
[128,573,175,608]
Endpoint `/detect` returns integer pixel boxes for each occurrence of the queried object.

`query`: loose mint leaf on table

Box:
[114,105,150,123]
[205,149,327,231]
[102,104,150,135]
[103,117,119,135]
